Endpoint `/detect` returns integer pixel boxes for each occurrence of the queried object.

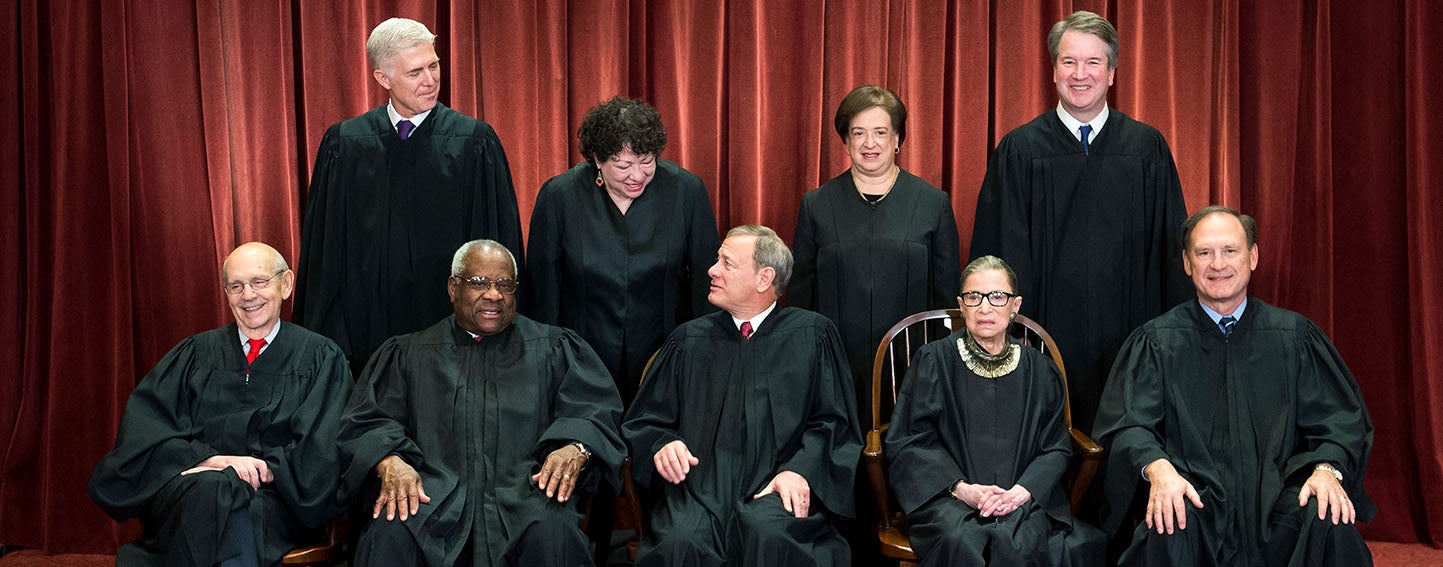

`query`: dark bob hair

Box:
[578,96,668,164]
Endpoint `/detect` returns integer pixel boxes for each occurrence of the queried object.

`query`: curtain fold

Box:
[1,0,1436,553]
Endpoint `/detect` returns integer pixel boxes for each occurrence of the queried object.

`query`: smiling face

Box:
[597,146,658,207]
[1052,30,1115,123]
[447,246,518,337]
[1183,212,1258,315]
[373,43,440,118]
[958,268,1021,352]
[845,106,899,177]
[223,243,293,340]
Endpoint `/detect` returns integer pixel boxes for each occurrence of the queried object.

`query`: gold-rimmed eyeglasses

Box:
[223,270,287,295]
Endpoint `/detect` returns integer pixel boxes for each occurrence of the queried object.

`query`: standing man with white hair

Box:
[297,17,524,375]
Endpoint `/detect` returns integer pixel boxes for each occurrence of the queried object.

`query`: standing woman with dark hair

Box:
[789,85,961,432]
[526,96,720,405]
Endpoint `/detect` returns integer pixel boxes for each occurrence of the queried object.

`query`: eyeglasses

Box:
[453,276,519,295]
[223,270,287,295]
[960,290,1018,307]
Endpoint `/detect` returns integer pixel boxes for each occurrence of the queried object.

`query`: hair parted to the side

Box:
[725,225,793,296]
[1047,11,1120,69]
[1180,205,1259,251]
[833,85,908,145]
[366,18,438,72]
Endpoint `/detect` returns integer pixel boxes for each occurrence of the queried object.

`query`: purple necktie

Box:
[397,120,415,140]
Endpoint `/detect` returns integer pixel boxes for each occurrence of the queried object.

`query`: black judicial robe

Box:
[89,322,352,566]
[789,169,960,430]
[969,109,1191,433]
[297,103,525,369]
[526,159,720,403]
[337,315,626,566]
[1093,299,1375,566]
[885,331,1102,566]
[621,308,863,564]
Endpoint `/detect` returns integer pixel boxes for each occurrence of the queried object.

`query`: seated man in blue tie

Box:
[622,225,863,566]
[1093,206,1375,566]
[89,242,353,566]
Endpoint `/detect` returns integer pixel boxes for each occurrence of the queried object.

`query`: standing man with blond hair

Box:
[970,10,1191,434]
[298,17,524,375]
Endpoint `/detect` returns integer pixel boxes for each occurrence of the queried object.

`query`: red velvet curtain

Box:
[2,0,1438,553]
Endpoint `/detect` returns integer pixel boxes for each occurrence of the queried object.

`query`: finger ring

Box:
[562,474,571,479]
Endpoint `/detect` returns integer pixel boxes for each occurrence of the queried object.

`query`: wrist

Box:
[1314,463,1343,482]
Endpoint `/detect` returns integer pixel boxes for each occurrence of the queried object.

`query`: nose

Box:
[1071,63,1087,80]
[481,285,504,301]
[240,284,260,300]
[1209,253,1227,270]
[707,261,722,279]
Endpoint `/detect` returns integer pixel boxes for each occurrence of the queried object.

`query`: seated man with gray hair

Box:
[337,239,625,566]
[622,225,862,566]
[89,242,352,566]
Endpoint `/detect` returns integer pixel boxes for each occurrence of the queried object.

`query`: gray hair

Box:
[220,242,290,281]
[725,225,792,296]
[961,255,1018,294]
[450,239,518,278]
[1048,11,1120,69]
[1181,205,1259,251]
[366,18,437,72]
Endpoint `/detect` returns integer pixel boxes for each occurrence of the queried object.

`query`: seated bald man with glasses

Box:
[90,242,353,566]
[337,239,626,567]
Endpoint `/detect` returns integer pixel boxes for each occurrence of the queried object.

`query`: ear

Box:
[446,277,459,303]
[373,68,392,90]
[956,296,965,310]
[279,270,296,300]
[755,266,776,294]
[1181,249,1194,277]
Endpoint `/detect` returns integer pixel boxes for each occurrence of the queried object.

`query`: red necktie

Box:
[740,321,754,340]
[246,338,266,365]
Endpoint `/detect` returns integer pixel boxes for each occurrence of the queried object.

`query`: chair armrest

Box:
[1068,428,1103,514]
[864,428,898,528]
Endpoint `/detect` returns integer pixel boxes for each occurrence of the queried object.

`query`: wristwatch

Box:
[1314,463,1343,482]
[570,441,592,459]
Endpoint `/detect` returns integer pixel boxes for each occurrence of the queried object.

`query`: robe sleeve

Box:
[929,195,962,308]
[471,122,526,274]
[256,341,353,527]
[680,176,721,319]
[969,135,1039,304]
[884,344,968,515]
[620,336,688,491]
[1143,133,1192,311]
[295,125,352,355]
[1014,357,1072,501]
[1092,327,1172,535]
[1282,322,1376,521]
[776,320,862,519]
[532,331,627,491]
[335,338,426,501]
[787,195,819,309]
[88,338,219,520]
[523,177,565,322]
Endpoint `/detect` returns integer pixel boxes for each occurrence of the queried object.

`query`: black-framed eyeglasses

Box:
[223,270,286,295]
[453,276,519,295]
[960,290,1018,307]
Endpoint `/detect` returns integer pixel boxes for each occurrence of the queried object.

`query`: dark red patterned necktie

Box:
[740,321,753,340]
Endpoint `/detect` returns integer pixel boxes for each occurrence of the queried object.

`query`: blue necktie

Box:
[1219,316,1236,336]
[397,120,415,140]
[1079,124,1093,155]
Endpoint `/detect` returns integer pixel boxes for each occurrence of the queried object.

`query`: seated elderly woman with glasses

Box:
[884,255,1104,567]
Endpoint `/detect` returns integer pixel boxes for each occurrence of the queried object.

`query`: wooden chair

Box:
[863,310,1102,565]
[620,350,663,560]
[281,517,345,566]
